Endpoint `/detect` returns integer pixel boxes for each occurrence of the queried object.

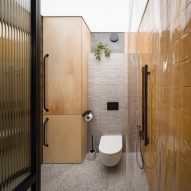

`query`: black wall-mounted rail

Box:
[43,54,49,112]
[142,65,150,146]
[142,66,145,141]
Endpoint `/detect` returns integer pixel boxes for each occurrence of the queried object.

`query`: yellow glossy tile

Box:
[176,119,181,191]
[173,39,182,63]
[171,18,181,42]
[180,32,191,61]
[180,87,191,114]
[137,1,191,190]
[167,109,181,155]
[159,58,169,86]
[160,86,169,104]
[180,159,191,191]
[181,113,191,163]
[169,62,181,86]
[169,86,181,109]
[166,159,176,191]
[180,60,191,86]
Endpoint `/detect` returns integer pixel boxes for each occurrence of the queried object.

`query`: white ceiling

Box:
[41,0,148,32]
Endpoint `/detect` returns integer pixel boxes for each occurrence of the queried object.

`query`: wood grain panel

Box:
[43,115,82,163]
[81,19,91,160]
[43,17,82,115]
[81,19,91,113]
[42,17,91,163]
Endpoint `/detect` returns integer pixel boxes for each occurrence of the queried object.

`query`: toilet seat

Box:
[99,135,122,155]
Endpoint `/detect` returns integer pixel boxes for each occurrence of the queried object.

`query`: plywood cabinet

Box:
[43,17,90,115]
[43,17,91,163]
[43,115,82,163]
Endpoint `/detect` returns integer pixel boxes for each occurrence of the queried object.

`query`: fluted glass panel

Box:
[0,0,31,190]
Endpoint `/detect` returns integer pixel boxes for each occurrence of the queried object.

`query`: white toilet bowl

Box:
[99,135,122,166]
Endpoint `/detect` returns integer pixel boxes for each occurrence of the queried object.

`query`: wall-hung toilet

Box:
[99,135,122,166]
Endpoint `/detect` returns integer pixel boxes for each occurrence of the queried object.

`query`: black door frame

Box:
[14,0,41,190]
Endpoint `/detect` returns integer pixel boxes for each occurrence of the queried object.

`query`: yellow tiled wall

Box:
[136,0,191,190]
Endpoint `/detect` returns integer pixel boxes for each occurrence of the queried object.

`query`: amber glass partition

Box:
[0,0,32,190]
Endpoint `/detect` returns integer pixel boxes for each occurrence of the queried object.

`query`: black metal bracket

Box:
[136,125,144,139]
[82,110,92,117]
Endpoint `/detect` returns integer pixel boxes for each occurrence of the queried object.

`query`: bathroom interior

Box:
[0,0,191,190]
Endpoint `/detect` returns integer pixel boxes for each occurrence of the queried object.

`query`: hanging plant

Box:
[92,42,111,61]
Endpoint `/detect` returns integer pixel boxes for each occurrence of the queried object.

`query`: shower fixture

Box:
[136,65,150,169]
[142,65,150,146]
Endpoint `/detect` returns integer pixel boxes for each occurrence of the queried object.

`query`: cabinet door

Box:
[43,115,82,163]
[43,17,82,115]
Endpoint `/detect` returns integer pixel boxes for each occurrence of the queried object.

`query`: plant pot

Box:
[88,149,96,161]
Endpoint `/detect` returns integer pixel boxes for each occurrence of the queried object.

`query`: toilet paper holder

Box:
[82,110,94,122]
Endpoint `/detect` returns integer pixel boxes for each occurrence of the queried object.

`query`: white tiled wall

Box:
[88,53,128,151]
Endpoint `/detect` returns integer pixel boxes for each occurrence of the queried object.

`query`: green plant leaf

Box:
[92,42,111,61]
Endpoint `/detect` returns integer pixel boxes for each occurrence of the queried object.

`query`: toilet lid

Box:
[99,135,122,154]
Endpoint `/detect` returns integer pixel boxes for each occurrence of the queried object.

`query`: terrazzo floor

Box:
[41,153,149,191]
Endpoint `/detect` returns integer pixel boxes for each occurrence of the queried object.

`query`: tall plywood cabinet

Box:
[43,17,91,163]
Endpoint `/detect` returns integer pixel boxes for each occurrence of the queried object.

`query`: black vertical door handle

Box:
[43,118,49,147]
[44,54,49,112]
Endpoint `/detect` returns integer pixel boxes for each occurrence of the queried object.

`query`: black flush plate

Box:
[107,102,119,110]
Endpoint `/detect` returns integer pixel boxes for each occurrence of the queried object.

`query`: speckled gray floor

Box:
[41,153,149,191]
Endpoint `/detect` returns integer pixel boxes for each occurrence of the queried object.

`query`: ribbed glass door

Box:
[0,0,39,190]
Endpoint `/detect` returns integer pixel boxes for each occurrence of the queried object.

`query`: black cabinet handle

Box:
[43,54,49,112]
[43,118,49,147]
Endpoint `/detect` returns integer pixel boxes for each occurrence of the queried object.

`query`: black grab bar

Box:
[43,118,49,147]
[43,54,49,112]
